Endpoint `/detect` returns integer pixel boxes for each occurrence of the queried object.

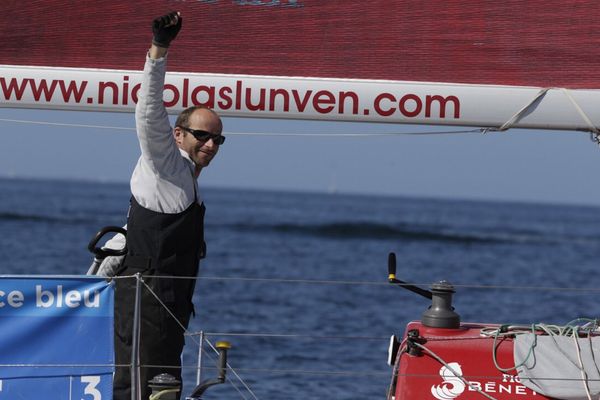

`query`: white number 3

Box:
[81,376,102,400]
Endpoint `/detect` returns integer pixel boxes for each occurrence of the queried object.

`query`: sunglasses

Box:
[177,126,226,145]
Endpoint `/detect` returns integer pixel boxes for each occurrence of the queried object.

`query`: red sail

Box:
[1,0,598,89]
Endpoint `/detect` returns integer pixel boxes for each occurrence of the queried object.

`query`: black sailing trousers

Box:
[113,272,194,400]
[112,197,204,400]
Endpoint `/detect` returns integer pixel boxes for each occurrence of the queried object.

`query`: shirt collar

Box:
[179,148,196,170]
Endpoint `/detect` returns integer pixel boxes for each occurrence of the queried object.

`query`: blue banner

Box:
[0,277,114,399]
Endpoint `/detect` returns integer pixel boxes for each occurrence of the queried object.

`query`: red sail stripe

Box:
[1,1,598,89]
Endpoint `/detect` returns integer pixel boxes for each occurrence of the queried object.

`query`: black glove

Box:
[152,12,182,48]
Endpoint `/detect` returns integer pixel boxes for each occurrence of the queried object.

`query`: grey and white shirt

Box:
[89,54,200,276]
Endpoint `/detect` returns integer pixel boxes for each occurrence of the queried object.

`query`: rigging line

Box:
[132,274,389,285]
[185,364,600,384]
[190,332,388,341]
[186,364,600,383]
[133,274,600,293]
[141,362,251,400]
[542,324,585,370]
[139,277,257,400]
[188,366,600,382]
[194,359,250,400]
[5,360,600,383]
[481,88,550,134]
[560,88,600,145]
[204,338,259,400]
[425,336,513,342]
[0,117,481,136]
[492,325,537,373]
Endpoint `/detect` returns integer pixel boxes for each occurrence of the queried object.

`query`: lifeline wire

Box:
[138,276,441,384]
[198,342,249,400]
[121,273,600,293]
[5,361,600,382]
[138,276,259,400]
[185,365,390,377]
[153,361,600,380]
[194,332,388,341]
[544,324,597,399]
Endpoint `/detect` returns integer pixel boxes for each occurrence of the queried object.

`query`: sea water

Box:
[1,177,599,399]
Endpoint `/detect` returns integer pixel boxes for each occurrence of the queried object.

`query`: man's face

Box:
[175,109,223,169]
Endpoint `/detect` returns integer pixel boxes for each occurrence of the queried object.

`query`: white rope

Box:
[483,321,600,400]
[561,88,600,145]
[478,86,600,146]
[587,333,600,389]
[543,324,585,370]
[196,364,390,377]
[169,362,600,382]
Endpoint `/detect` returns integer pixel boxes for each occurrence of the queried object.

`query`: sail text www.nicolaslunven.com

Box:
[1,75,461,119]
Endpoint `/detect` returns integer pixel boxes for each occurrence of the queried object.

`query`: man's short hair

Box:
[175,106,221,129]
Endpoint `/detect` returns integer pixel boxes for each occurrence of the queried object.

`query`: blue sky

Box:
[1,107,599,206]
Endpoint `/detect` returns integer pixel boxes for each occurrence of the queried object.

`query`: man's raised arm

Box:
[134,11,184,179]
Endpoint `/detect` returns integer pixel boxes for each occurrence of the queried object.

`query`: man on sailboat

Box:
[112,11,225,400]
